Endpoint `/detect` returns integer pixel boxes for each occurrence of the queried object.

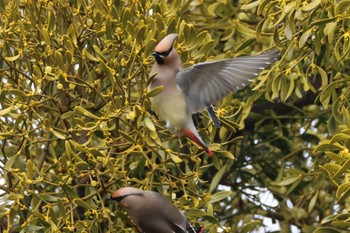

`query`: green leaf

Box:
[51,128,66,140]
[308,191,318,213]
[74,106,100,119]
[209,190,233,204]
[235,38,256,53]
[7,194,21,201]
[299,28,313,48]
[4,54,20,62]
[324,163,342,174]
[335,0,350,14]
[62,185,79,199]
[240,220,261,233]
[321,214,338,224]
[257,0,271,15]
[144,39,156,57]
[324,21,337,43]
[217,151,235,160]
[41,28,51,46]
[147,85,164,98]
[74,198,93,210]
[23,225,45,232]
[311,17,336,26]
[76,161,91,170]
[330,133,350,143]
[57,198,65,215]
[327,115,338,134]
[65,140,72,160]
[83,49,99,62]
[220,118,238,133]
[325,151,346,163]
[273,27,283,47]
[146,133,156,147]
[48,10,56,32]
[336,182,350,202]
[92,45,105,60]
[285,75,295,101]
[271,74,281,99]
[26,159,34,180]
[315,65,328,90]
[0,105,13,116]
[5,153,20,170]
[280,74,288,101]
[54,51,64,70]
[8,89,28,98]
[302,0,321,11]
[319,82,336,109]
[207,3,221,16]
[274,175,302,186]
[118,130,136,143]
[199,40,215,54]
[136,26,146,47]
[38,194,59,202]
[169,153,182,163]
[209,165,227,194]
[331,220,350,228]
[241,0,261,10]
[313,227,342,233]
[186,209,207,217]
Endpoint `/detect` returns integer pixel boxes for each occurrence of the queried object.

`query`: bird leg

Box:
[207,105,221,128]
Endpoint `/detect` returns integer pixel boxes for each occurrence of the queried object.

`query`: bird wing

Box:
[166,218,190,233]
[176,49,279,113]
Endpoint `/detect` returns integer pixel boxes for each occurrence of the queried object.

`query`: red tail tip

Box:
[184,128,212,157]
[207,149,212,158]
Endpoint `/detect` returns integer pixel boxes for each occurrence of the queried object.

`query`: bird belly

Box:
[150,86,189,135]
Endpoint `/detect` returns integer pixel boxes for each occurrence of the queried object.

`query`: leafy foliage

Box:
[0,0,350,232]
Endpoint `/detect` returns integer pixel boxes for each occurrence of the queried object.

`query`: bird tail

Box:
[187,222,206,233]
[184,124,212,157]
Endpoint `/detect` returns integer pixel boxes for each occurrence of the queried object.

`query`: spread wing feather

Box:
[176,49,279,113]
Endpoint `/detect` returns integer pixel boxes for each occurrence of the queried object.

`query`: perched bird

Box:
[148,33,279,156]
[111,187,203,233]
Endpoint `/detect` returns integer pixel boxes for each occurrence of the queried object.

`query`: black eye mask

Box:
[111,195,127,202]
[157,46,173,57]
[153,52,164,65]
[110,193,143,202]
[152,46,173,65]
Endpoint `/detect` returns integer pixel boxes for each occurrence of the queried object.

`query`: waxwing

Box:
[111,187,203,233]
[148,33,279,156]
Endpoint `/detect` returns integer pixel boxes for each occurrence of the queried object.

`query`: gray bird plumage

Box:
[111,187,199,233]
[176,49,280,113]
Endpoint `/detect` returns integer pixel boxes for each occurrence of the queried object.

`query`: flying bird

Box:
[111,187,204,233]
[148,33,279,156]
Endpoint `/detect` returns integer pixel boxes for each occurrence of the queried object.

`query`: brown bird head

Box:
[152,33,178,65]
[110,187,144,208]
